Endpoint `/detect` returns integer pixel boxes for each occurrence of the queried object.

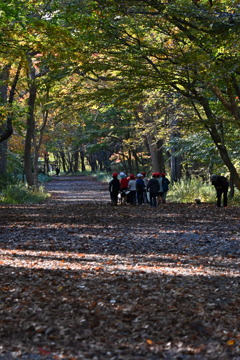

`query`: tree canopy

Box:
[0,0,240,190]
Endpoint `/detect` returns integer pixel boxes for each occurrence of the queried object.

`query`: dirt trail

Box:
[45,175,109,204]
[0,175,240,360]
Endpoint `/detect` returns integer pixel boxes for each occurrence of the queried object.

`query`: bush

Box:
[167,177,216,203]
[93,171,111,182]
[0,173,18,191]
[229,189,240,206]
[38,173,51,183]
[167,177,240,205]
[0,183,50,204]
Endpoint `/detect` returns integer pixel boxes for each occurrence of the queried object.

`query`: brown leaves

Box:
[0,176,240,359]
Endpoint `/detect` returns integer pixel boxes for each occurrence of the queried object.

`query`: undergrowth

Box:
[168,177,239,205]
[167,178,215,203]
[0,183,50,204]
[92,171,111,182]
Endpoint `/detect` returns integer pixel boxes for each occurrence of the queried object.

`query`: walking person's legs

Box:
[149,193,153,207]
[216,189,222,207]
[153,194,157,207]
[130,191,136,205]
[223,189,228,207]
[111,191,118,205]
[137,191,143,205]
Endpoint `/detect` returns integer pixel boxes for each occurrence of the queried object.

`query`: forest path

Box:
[0,175,240,360]
[44,175,109,204]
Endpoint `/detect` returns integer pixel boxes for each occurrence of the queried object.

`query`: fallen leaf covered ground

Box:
[0,175,240,360]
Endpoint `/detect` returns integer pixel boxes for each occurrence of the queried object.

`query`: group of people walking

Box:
[109,172,230,208]
[109,171,170,207]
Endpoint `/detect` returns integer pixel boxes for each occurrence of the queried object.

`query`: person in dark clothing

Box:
[56,167,60,176]
[109,172,120,205]
[161,173,170,204]
[136,173,145,205]
[211,175,229,207]
[147,173,160,207]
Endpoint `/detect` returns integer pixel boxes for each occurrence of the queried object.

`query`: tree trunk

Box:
[88,155,97,172]
[170,153,182,182]
[60,152,67,172]
[24,57,38,186]
[229,174,235,199]
[127,149,133,173]
[132,149,139,174]
[80,150,86,172]
[33,148,39,188]
[98,160,103,171]
[215,140,240,190]
[33,90,50,187]
[0,62,22,144]
[199,97,240,190]
[156,139,165,173]
[24,80,37,186]
[146,134,165,173]
[0,62,22,178]
[0,65,10,175]
[66,152,73,173]
[0,142,7,179]
[169,116,182,182]
[73,151,79,172]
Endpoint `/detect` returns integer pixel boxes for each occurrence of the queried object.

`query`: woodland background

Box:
[0,0,240,200]
[1,2,240,357]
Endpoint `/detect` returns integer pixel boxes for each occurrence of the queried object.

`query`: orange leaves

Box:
[77,253,86,258]
[146,339,154,345]
[94,266,104,271]
[106,259,114,265]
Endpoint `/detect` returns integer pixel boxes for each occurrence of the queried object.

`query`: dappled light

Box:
[0,176,239,360]
[0,248,239,278]
[1,0,240,357]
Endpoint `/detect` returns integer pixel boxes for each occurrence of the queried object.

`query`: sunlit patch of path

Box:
[1,248,239,278]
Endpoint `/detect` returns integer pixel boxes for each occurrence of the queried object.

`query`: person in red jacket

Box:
[119,172,129,205]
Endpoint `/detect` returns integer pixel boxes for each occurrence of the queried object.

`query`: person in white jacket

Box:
[128,174,137,205]
[142,172,149,204]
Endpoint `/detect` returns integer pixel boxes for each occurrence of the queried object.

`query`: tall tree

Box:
[78,0,240,188]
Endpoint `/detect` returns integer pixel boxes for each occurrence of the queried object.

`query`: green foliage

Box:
[6,152,23,174]
[38,173,51,183]
[167,177,216,204]
[0,183,50,204]
[168,177,240,205]
[92,171,111,183]
[0,173,18,191]
[231,191,240,206]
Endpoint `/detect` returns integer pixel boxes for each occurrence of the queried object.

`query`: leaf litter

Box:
[0,176,239,360]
